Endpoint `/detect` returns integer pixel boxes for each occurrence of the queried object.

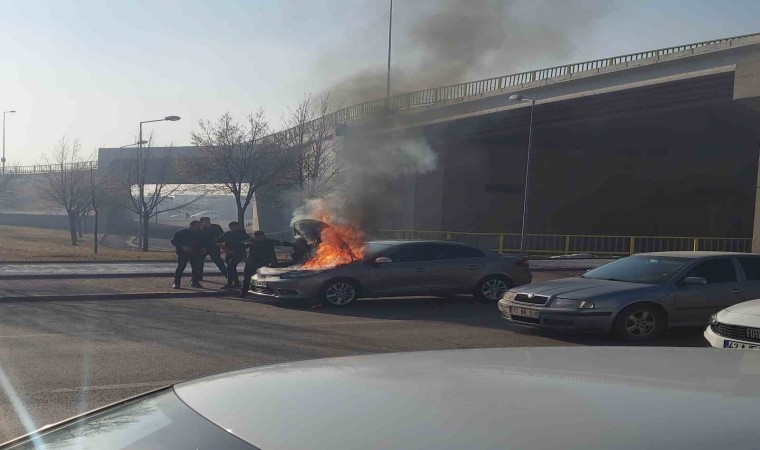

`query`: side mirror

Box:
[374,257,393,265]
[682,276,708,286]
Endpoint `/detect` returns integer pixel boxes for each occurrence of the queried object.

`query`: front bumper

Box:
[704,325,760,349]
[498,300,615,333]
[249,274,326,300]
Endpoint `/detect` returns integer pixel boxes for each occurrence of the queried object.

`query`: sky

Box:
[0,0,759,164]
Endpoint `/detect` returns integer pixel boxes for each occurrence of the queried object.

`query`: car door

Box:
[672,257,743,325]
[736,256,760,301]
[364,243,433,296]
[427,243,487,293]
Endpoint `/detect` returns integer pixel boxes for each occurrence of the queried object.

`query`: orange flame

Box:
[302,218,366,269]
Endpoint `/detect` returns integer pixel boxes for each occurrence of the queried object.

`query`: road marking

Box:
[50,381,181,393]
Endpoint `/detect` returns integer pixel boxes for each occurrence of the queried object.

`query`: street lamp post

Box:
[136,116,181,250]
[2,110,16,174]
[386,0,393,107]
[509,94,536,256]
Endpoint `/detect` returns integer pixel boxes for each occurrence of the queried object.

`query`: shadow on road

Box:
[258,295,709,347]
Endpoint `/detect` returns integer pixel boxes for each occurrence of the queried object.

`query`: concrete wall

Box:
[416,96,760,237]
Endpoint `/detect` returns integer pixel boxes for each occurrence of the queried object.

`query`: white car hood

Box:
[174,348,760,450]
[718,299,760,327]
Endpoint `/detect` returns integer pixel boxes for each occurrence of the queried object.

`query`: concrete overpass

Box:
[8,31,760,249]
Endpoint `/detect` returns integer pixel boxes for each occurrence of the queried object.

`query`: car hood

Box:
[174,348,760,450]
[511,276,666,300]
[717,299,760,327]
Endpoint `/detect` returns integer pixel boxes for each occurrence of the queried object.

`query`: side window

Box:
[683,258,737,284]
[434,244,485,260]
[738,257,760,281]
[384,244,434,263]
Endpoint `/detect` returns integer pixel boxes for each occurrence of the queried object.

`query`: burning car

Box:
[251,231,532,306]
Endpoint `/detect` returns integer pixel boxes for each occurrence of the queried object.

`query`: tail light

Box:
[514,258,530,269]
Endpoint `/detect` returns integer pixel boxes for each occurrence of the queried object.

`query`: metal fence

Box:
[6,161,97,175]
[372,230,752,256]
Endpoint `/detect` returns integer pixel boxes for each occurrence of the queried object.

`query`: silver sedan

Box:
[251,240,532,306]
[499,251,760,340]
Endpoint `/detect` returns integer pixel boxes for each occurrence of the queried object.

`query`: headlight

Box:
[551,298,595,309]
[709,313,719,326]
[280,270,326,279]
[501,292,518,302]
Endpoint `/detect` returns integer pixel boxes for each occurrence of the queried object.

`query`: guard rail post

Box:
[629,237,636,255]
[693,238,699,251]
[498,234,505,254]
[564,235,571,254]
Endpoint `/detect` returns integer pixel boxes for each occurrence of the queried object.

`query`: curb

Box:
[0,273,177,280]
[0,290,226,302]
[0,260,174,265]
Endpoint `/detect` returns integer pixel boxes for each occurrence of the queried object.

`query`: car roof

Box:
[174,347,760,449]
[636,251,752,258]
[368,239,473,246]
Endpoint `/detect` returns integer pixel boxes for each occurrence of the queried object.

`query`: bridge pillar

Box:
[735,59,760,252]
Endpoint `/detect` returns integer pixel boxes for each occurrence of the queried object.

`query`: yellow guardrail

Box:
[374,230,752,256]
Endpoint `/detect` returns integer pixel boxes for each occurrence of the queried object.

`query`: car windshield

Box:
[582,256,690,284]
[6,389,256,450]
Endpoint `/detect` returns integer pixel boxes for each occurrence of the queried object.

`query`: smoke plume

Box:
[292,130,437,230]
[329,0,613,105]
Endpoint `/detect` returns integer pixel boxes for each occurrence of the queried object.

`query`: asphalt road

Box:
[0,284,708,442]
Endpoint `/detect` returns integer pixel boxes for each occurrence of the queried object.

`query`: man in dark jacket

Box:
[239,231,292,298]
[171,221,206,289]
[218,221,250,289]
[199,217,227,280]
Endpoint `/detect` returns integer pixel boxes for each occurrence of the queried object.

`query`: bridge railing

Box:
[6,161,97,175]
[270,31,760,142]
[371,230,752,256]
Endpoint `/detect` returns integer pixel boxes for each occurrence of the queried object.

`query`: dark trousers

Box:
[175,253,203,286]
[199,249,227,280]
[240,260,264,295]
[226,253,245,286]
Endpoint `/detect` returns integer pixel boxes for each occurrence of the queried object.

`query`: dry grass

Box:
[0,225,175,262]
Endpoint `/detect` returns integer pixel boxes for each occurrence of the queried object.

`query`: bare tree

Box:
[37,138,91,245]
[189,110,287,226]
[280,93,343,199]
[104,136,205,251]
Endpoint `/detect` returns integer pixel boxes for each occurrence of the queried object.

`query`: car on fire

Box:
[250,240,532,306]
[499,251,760,341]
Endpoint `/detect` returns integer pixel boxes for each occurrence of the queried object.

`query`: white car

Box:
[190,210,220,219]
[704,299,760,349]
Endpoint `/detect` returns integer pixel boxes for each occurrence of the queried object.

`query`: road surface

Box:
[0,291,706,441]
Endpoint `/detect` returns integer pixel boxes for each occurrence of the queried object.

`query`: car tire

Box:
[319,279,360,307]
[612,304,663,341]
[474,275,512,303]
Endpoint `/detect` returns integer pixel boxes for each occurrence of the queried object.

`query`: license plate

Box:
[723,340,760,350]
[253,280,267,287]
[509,306,540,319]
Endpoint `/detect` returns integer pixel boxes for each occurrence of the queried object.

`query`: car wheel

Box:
[475,275,512,302]
[319,279,359,307]
[613,304,663,341]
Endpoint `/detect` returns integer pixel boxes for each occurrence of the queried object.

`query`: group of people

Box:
[170,217,310,298]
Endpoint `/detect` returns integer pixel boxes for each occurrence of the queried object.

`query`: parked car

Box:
[705,298,760,349]
[4,347,760,449]
[190,210,220,219]
[251,240,532,306]
[499,251,760,340]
